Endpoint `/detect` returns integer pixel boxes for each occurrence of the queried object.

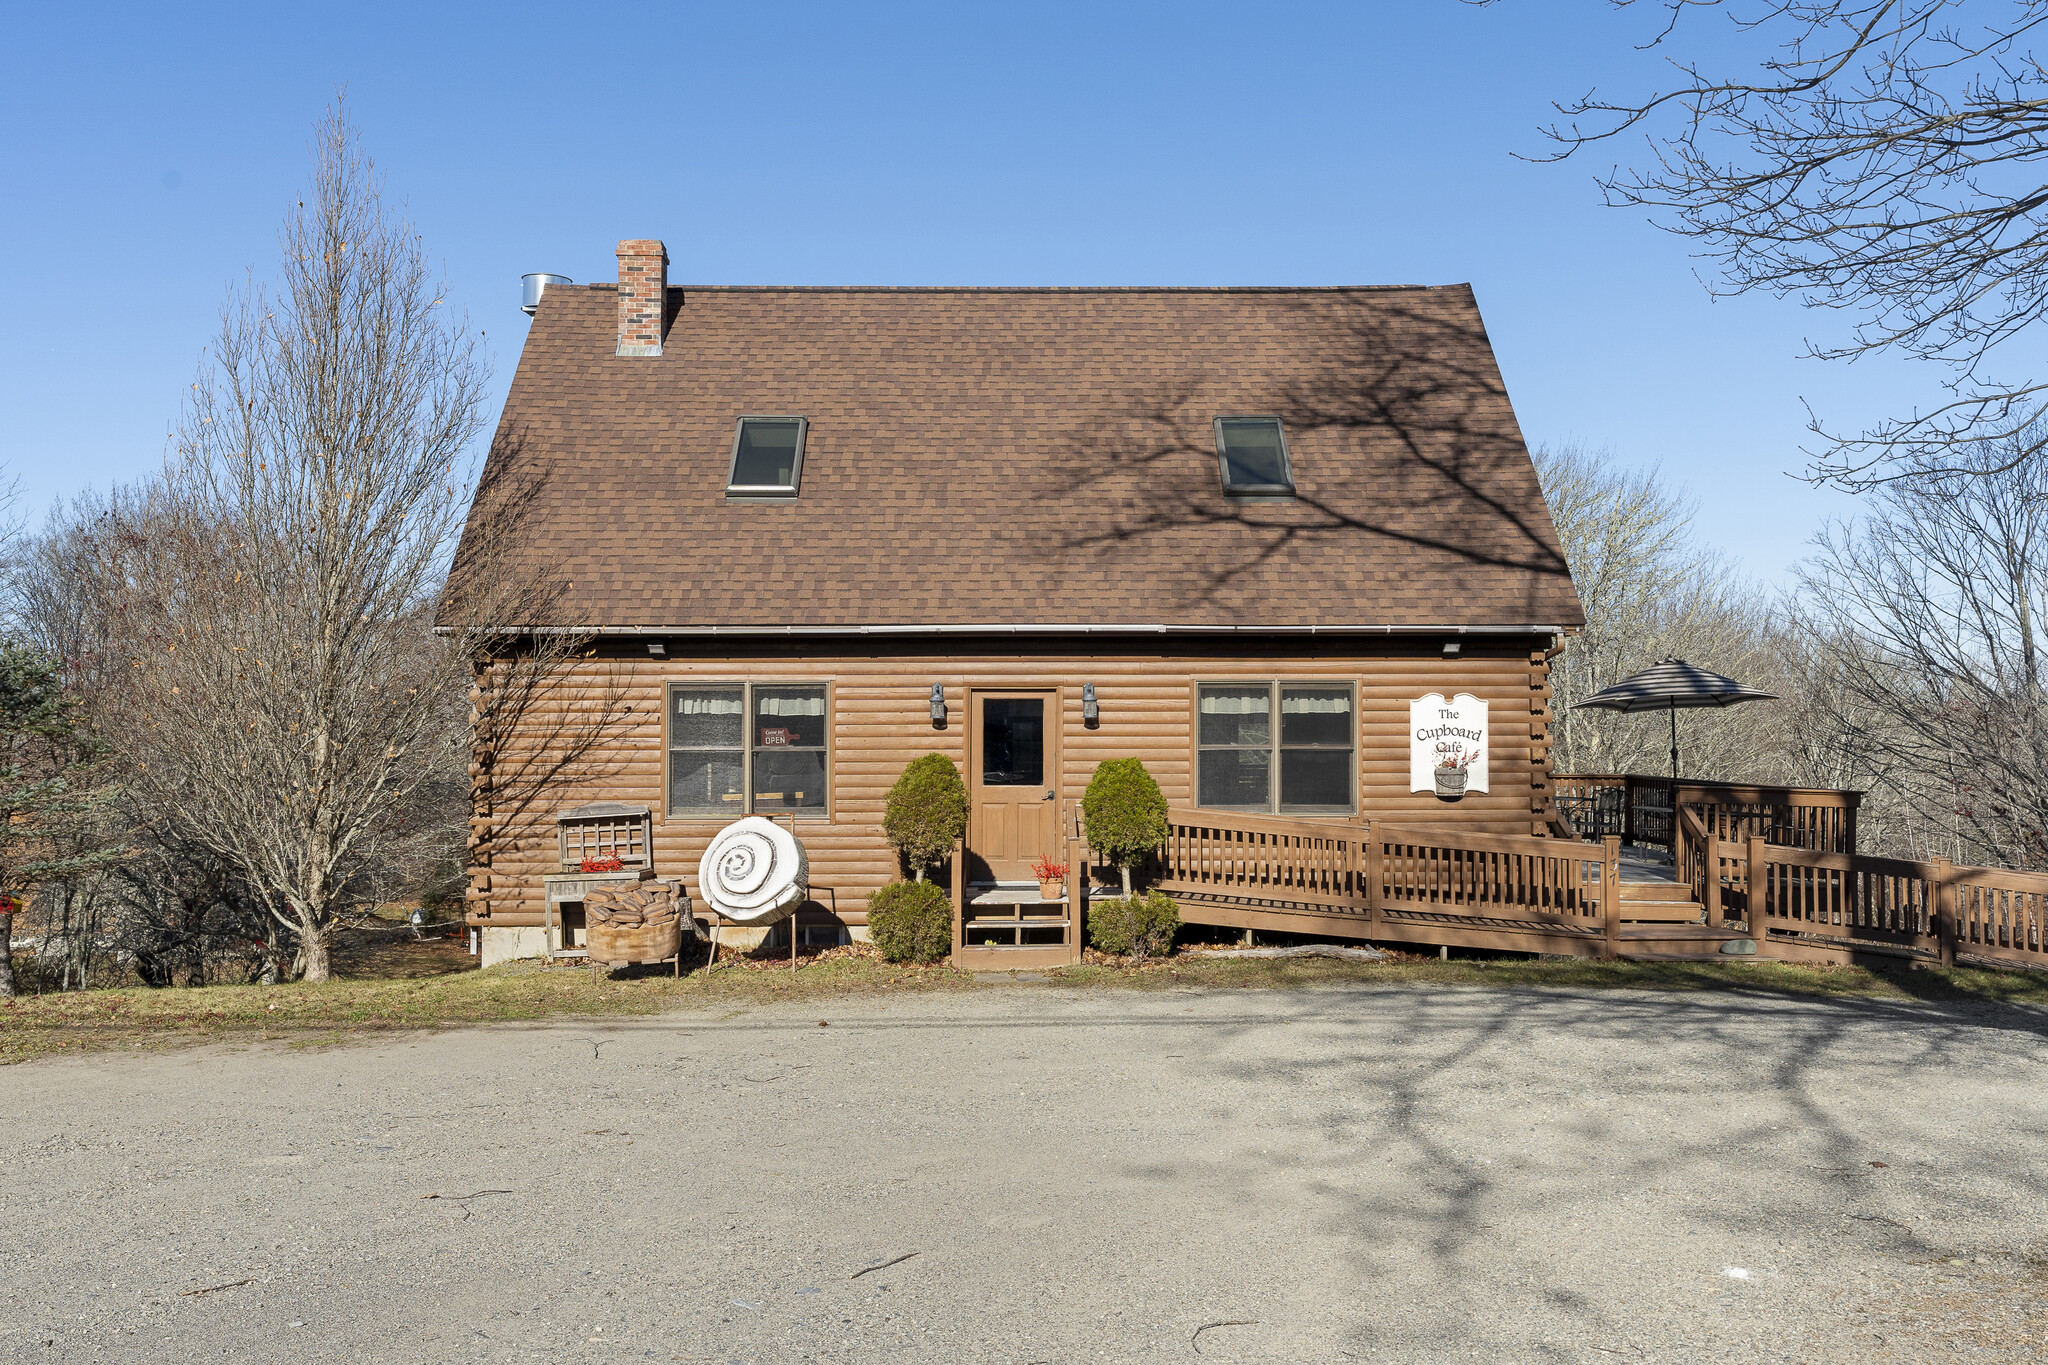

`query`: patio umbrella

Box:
[1572,657,1777,780]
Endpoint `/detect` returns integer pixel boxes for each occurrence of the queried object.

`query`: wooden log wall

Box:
[466,634,1558,928]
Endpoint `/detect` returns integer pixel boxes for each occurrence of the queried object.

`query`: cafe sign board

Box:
[1410,692,1489,794]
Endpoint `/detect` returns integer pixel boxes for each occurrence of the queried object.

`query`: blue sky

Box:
[1,1,1932,583]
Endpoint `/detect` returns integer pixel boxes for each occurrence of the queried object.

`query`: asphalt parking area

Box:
[7,983,2046,1362]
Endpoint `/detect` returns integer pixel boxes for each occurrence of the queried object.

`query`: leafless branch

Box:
[1497,1,2048,486]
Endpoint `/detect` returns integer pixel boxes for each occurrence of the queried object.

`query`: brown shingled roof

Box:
[459,281,1584,633]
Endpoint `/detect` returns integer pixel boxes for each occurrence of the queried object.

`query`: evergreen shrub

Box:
[866,880,954,964]
[1086,891,1181,960]
[1081,758,1169,895]
[883,753,968,881]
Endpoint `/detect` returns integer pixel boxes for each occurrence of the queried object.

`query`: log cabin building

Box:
[455,238,1588,969]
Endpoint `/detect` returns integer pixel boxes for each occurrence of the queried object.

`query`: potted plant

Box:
[1032,853,1069,902]
[1434,749,1475,798]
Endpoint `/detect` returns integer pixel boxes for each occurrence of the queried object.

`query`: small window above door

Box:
[726,416,808,499]
[1214,416,1295,497]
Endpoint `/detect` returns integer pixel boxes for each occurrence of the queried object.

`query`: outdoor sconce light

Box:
[1442,640,1461,658]
[929,683,947,725]
[1082,683,1100,724]
[647,639,667,659]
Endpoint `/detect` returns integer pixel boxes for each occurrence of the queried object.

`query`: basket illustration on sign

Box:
[1432,748,1477,797]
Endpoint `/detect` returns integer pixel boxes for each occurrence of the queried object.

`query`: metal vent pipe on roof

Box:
[521,273,573,316]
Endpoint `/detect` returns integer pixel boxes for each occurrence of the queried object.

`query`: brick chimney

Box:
[615,239,668,357]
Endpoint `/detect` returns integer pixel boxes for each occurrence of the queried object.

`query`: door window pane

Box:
[981,699,1045,786]
[1279,749,1351,813]
[1198,746,1270,809]
[753,749,827,811]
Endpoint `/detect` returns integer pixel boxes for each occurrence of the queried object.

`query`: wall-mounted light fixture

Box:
[1082,682,1099,724]
[648,639,667,658]
[1442,640,1461,658]
[929,683,947,725]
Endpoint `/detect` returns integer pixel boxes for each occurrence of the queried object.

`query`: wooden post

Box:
[1704,837,1723,928]
[1602,834,1621,960]
[1933,856,1958,968]
[950,836,966,958]
[1361,819,1382,933]
[1067,831,1086,963]
[1843,791,1862,855]
[1748,834,1769,953]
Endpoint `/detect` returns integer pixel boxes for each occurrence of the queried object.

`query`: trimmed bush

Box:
[883,753,968,881]
[1086,891,1181,960]
[1081,758,1169,895]
[866,879,954,964]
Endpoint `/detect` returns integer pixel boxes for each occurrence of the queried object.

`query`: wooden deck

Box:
[1090,780,2048,974]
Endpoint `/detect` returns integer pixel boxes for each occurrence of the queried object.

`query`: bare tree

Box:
[1535,443,1783,777]
[1797,428,2048,866]
[59,104,593,983]
[1506,1,2048,486]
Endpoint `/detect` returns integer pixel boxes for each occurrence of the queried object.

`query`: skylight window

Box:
[726,417,808,498]
[1214,417,1295,497]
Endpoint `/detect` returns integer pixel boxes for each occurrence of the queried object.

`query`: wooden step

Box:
[1616,923,1739,940]
[1620,904,1707,923]
[1621,880,1696,902]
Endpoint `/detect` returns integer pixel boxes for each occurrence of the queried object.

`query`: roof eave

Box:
[437,621,1576,638]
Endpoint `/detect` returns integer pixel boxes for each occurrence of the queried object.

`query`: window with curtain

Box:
[1197,682,1354,814]
[668,683,828,816]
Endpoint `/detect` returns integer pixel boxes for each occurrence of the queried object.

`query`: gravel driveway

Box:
[7,982,2046,1363]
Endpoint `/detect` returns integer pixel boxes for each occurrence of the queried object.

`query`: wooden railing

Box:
[1157,809,1366,913]
[1377,825,1609,924]
[1143,802,2048,973]
[1154,808,1624,956]
[1553,774,1860,855]
[1705,836,2048,972]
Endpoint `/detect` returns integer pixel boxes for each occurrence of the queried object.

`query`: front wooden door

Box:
[969,691,1058,882]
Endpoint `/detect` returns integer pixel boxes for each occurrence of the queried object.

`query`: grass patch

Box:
[1057,950,2048,1005]
[4,941,2041,1064]
[0,943,976,1063]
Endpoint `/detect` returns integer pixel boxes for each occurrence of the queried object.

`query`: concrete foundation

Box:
[479,926,548,968]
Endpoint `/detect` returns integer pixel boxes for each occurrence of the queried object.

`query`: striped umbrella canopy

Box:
[1572,657,1777,780]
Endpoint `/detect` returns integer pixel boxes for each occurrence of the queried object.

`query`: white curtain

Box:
[1282,693,1351,714]
[757,694,826,717]
[676,694,742,715]
[1200,691,1269,714]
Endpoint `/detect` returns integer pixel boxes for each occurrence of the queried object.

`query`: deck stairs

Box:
[1612,847,1766,962]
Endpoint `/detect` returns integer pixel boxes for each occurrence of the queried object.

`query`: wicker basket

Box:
[586,919,683,966]
[1433,766,1468,798]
